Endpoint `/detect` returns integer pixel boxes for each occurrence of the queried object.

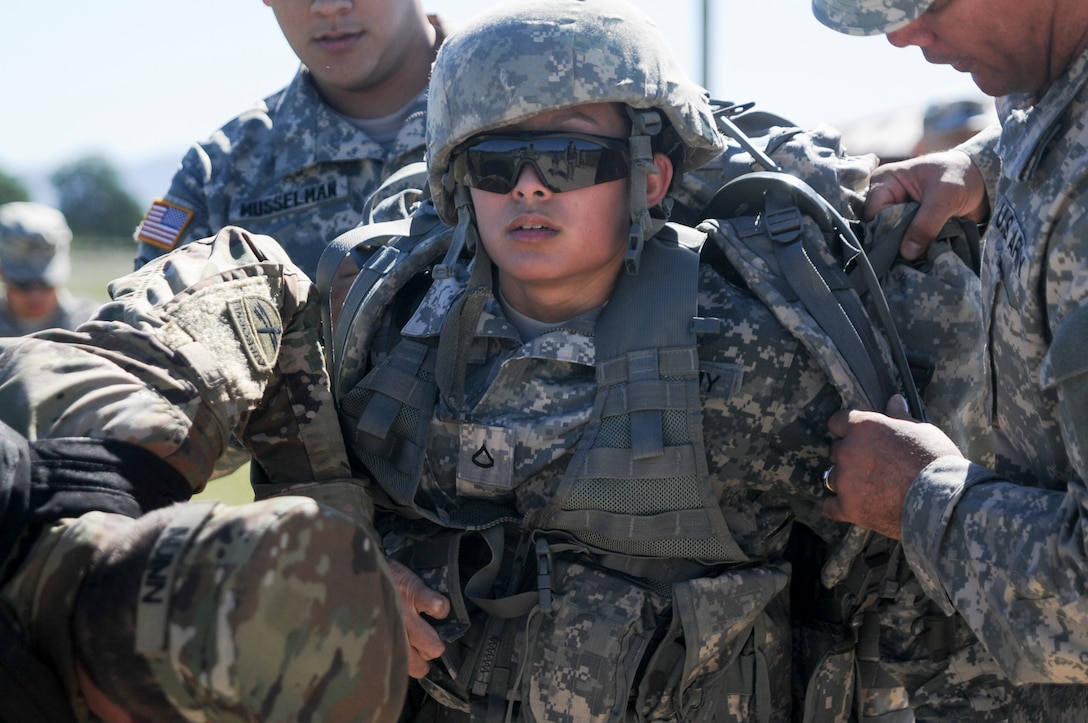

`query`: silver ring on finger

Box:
[823,465,836,494]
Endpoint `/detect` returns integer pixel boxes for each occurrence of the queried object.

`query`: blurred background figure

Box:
[0,201,97,336]
[913,98,994,156]
[839,95,997,164]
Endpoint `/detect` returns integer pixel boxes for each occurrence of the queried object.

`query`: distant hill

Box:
[12,150,182,210]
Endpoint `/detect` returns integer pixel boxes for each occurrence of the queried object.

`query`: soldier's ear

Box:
[645,152,674,208]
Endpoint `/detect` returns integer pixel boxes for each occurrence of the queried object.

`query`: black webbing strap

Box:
[703,171,927,420]
[0,612,77,723]
[762,189,898,410]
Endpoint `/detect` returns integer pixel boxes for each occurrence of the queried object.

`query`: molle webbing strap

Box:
[355,340,431,438]
[598,228,698,470]
[762,190,898,410]
[544,227,749,563]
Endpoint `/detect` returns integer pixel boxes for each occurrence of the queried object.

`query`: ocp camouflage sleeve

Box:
[0,227,361,508]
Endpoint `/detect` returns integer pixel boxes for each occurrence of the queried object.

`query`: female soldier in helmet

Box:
[330,0,1003,721]
[334,1,799,720]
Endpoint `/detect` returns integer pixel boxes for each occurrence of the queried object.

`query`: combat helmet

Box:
[426,0,724,272]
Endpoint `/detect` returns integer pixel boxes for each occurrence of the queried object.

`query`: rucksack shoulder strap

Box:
[702,171,926,420]
[317,203,452,400]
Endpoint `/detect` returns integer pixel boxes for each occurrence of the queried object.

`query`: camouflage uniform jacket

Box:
[349,227,842,722]
[901,46,1088,688]
[134,46,437,280]
[0,289,98,337]
[0,515,125,723]
[0,228,367,519]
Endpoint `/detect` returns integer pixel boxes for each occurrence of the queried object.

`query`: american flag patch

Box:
[136,199,193,250]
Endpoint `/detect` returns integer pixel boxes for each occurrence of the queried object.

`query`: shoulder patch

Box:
[137,199,194,250]
[227,297,282,372]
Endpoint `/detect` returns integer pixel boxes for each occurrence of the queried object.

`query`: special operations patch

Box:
[228,296,282,373]
[137,199,194,250]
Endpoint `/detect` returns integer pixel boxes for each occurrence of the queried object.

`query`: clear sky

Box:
[0,0,985,178]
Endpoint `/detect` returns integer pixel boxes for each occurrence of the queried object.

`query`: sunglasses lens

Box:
[453,134,630,194]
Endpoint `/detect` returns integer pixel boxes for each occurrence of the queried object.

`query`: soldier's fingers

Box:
[900,204,951,261]
[884,393,912,420]
[862,180,910,222]
[407,648,436,679]
[404,611,446,662]
[827,407,863,439]
[822,495,848,524]
[421,591,451,620]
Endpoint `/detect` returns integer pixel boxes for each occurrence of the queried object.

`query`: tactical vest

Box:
[0,419,190,723]
[322,212,792,722]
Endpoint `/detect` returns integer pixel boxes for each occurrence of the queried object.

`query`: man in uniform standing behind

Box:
[134,0,447,279]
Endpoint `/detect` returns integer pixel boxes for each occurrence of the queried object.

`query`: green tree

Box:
[49,155,143,241]
[0,167,30,205]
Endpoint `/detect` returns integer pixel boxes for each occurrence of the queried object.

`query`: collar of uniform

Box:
[269,67,426,177]
[401,262,522,345]
[999,47,1088,184]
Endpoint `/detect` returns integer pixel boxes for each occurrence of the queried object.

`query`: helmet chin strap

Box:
[435,184,491,416]
[624,107,663,275]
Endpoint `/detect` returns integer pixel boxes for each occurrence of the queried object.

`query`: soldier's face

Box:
[468,103,672,322]
[884,0,1074,97]
[5,281,58,322]
[264,0,432,101]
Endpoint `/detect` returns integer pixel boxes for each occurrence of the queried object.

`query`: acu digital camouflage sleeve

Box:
[900,162,1088,687]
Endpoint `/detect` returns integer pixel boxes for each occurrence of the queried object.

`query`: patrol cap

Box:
[811,0,935,36]
[120,497,406,722]
[0,201,73,286]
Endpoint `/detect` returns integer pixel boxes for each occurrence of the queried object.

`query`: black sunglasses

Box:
[451,132,630,195]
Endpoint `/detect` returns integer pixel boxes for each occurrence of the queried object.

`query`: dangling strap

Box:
[624,108,663,275]
[435,186,491,417]
[762,188,899,411]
